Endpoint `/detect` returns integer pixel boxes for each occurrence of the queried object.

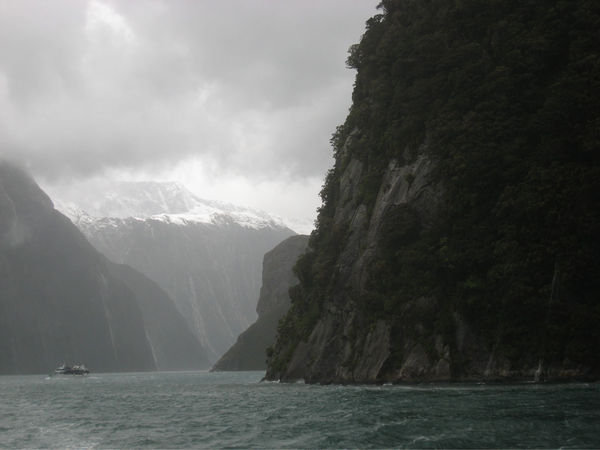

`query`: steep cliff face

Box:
[0,162,154,373]
[268,153,452,383]
[0,161,208,374]
[266,0,600,383]
[212,235,309,371]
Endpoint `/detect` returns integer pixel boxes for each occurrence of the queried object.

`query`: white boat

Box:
[54,363,90,375]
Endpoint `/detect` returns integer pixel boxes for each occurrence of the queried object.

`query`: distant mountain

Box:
[213,235,309,371]
[56,181,296,362]
[0,161,208,374]
[108,262,209,371]
[55,180,292,230]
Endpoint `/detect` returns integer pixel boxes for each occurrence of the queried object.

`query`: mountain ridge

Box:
[52,180,298,232]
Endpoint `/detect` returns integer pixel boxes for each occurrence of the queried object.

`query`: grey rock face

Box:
[256,235,310,316]
[212,235,309,371]
[268,149,445,383]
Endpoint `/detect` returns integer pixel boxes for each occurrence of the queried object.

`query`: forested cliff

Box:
[266,0,600,383]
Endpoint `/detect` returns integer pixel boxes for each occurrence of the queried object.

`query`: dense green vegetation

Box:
[270,0,600,377]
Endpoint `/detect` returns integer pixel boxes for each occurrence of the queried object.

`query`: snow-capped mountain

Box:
[55,181,291,231]
[54,181,296,362]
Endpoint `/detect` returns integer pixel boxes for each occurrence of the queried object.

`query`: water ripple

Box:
[0,372,598,448]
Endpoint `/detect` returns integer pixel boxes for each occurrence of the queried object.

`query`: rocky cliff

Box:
[212,234,309,371]
[0,161,208,374]
[266,0,600,383]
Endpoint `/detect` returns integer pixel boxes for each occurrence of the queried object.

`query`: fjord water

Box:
[1,371,598,448]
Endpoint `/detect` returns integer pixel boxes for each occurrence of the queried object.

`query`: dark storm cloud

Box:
[0,0,378,182]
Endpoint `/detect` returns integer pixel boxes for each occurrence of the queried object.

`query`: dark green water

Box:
[0,371,598,448]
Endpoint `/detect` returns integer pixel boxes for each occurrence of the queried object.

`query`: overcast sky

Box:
[0,0,379,231]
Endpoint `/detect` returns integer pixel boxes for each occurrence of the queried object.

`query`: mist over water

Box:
[1,371,598,448]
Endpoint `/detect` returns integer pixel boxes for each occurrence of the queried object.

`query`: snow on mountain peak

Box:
[54,181,295,232]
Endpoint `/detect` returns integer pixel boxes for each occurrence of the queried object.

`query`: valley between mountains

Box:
[0,163,299,373]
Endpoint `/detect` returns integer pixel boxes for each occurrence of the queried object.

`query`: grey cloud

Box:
[0,1,87,104]
[1,0,378,183]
